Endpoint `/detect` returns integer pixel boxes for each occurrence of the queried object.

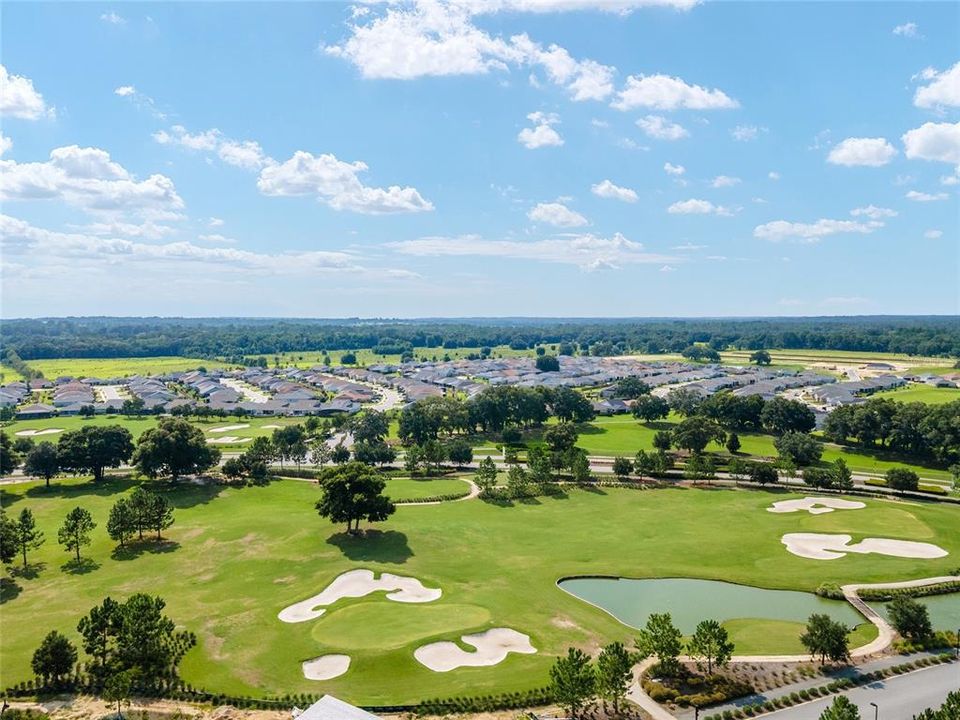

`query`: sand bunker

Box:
[767,497,866,515]
[262,424,283,429]
[278,569,441,623]
[302,654,350,680]
[782,533,948,560]
[209,424,250,433]
[15,428,64,437]
[206,436,251,444]
[415,628,536,672]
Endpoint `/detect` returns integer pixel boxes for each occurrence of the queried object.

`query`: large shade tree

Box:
[57,426,134,482]
[132,417,220,480]
[315,462,395,534]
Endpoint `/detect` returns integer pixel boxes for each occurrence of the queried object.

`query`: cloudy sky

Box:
[1,1,958,318]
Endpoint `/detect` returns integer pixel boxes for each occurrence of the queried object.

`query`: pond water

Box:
[557,577,864,632]
[875,593,960,631]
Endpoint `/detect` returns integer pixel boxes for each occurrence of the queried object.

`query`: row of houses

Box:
[807,375,907,407]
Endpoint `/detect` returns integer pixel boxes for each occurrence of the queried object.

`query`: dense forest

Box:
[1,316,958,360]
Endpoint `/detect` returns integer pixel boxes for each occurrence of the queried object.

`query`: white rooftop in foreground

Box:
[294,695,381,720]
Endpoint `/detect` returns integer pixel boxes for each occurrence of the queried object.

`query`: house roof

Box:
[296,696,380,720]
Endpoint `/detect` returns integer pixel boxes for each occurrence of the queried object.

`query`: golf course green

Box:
[1,476,958,705]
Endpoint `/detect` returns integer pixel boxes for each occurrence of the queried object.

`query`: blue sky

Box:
[1,1,958,318]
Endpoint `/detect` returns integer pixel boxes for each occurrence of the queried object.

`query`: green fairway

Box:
[26,356,233,379]
[2,476,957,705]
[384,477,471,500]
[3,414,305,451]
[870,385,960,405]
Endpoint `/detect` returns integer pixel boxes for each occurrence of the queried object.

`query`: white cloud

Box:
[78,220,176,241]
[1,215,415,282]
[768,171,780,180]
[914,61,960,109]
[0,65,54,120]
[218,139,270,170]
[0,145,184,219]
[673,243,705,251]
[664,162,685,176]
[850,205,897,220]
[637,114,688,140]
[659,264,676,272]
[208,217,225,227]
[612,73,738,111]
[902,121,960,164]
[711,175,740,188]
[518,111,564,148]
[257,151,433,214]
[114,85,166,120]
[197,233,236,244]
[892,22,920,38]
[731,125,763,141]
[905,189,949,202]
[667,198,732,216]
[528,201,588,226]
[924,229,943,239]
[153,125,222,152]
[476,1,699,12]
[100,11,126,24]
[827,137,897,167]
[591,179,637,203]
[0,132,11,157]
[754,218,882,242]
[114,85,136,97]
[387,231,678,270]
[323,2,622,102]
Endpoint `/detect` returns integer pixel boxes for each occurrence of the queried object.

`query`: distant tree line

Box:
[4,316,958,359]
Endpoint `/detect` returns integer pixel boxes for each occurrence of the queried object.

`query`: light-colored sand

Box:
[209,424,251,433]
[767,497,866,515]
[414,628,536,672]
[261,424,283,429]
[278,569,441,623]
[782,533,948,560]
[206,436,251,444]
[15,428,64,437]
[301,654,350,680]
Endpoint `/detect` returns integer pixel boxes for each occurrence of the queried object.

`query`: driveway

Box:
[760,662,958,719]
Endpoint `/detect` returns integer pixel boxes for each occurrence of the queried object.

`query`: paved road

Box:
[220,378,270,403]
[761,662,958,719]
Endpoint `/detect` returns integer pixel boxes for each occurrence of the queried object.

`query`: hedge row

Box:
[395,491,472,504]
[863,478,950,496]
[701,654,955,720]
[417,686,554,715]
[858,580,960,601]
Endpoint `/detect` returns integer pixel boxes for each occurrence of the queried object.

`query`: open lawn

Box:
[870,385,960,405]
[384,477,471,501]
[26,356,233,379]
[1,477,957,705]
[2,414,304,450]
[245,345,538,369]
[719,349,955,367]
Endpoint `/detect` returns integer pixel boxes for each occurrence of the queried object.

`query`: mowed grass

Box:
[385,477,471,501]
[870,385,960,405]
[247,345,538,369]
[3,415,304,450]
[27,356,233,379]
[720,349,954,367]
[2,477,958,705]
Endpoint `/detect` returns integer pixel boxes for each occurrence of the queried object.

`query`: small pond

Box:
[558,577,864,632]
[875,593,960,631]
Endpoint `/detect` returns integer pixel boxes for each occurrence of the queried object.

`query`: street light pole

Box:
[955,627,959,659]
[694,708,700,720]
[870,702,879,720]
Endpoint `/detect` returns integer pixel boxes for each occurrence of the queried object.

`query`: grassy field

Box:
[383,477,471,501]
[3,415,304,451]
[2,477,957,704]
[26,356,233,379]
[246,345,538,369]
[871,385,960,405]
[0,365,26,384]
[720,349,955,367]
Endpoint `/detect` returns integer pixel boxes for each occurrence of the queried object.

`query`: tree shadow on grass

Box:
[327,529,413,564]
[61,557,101,575]
[153,481,224,509]
[25,475,140,500]
[578,484,607,495]
[110,539,181,562]
[0,577,22,604]
[10,562,46,580]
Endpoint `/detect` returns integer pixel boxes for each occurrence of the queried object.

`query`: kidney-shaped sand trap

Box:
[767,497,866,515]
[15,428,64,437]
[782,533,948,560]
[208,424,250,433]
[302,654,350,680]
[278,569,441,623]
[414,628,536,672]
